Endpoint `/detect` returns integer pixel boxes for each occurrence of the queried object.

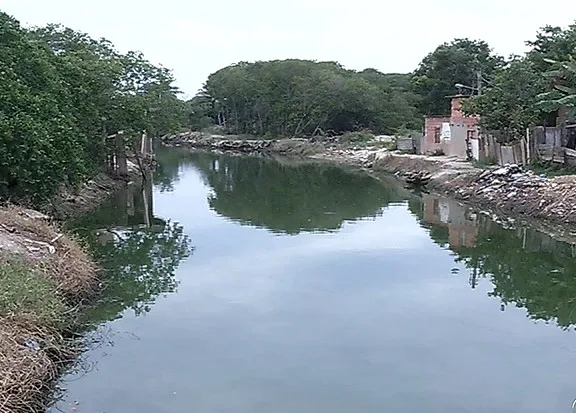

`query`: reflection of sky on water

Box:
[51,152,576,413]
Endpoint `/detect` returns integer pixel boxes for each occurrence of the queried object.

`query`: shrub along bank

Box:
[0,11,187,206]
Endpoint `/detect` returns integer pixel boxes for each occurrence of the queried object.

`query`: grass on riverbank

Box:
[0,256,65,324]
[0,206,98,413]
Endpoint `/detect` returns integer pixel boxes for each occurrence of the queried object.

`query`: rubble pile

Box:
[161,132,274,153]
[450,164,576,224]
[471,164,543,199]
[402,170,432,185]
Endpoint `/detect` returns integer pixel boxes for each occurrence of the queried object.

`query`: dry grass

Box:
[0,205,98,413]
[0,205,97,299]
[0,317,78,413]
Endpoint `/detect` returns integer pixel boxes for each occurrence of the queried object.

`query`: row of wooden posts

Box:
[472,125,576,167]
[105,131,154,177]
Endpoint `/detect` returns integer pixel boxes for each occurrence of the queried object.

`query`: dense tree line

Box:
[0,12,187,203]
[411,38,504,115]
[190,21,575,142]
[191,60,421,137]
[3,7,575,205]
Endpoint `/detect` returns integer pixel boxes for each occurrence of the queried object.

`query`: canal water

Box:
[51,148,576,413]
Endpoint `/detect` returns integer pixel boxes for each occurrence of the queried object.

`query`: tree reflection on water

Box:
[411,193,576,330]
[69,177,193,326]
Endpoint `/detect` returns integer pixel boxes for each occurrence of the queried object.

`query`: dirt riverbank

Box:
[49,160,142,221]
[162,132,576,240]
[0,164,142,413]
[0,206,98,413]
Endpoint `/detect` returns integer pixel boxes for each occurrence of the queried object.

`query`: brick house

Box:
[420,95,480,158]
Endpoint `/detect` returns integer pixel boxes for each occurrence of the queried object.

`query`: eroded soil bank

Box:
[162,132,576,241]
[0,167,141,413]
[0,206,98,413]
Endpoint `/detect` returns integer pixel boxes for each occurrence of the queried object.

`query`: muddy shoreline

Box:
[0,168,142,413]
[162,132,576,243]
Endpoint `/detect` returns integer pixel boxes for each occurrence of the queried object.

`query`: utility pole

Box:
[476,69,483,96]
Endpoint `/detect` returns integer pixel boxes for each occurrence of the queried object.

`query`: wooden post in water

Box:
[141,169,153,228]
[525,127,531,164]
[106,134,116,174]
[115,131,128,177]
[126,181,135,218]
[142,187,151,228]
[140,131,146,155]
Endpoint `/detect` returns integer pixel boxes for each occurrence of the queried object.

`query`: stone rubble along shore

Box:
[161,132,576,233]
[163,131,275,153]
[442,164,576,224]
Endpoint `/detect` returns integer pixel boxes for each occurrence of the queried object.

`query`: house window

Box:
[467,130,476,140]
[434,127,441,144]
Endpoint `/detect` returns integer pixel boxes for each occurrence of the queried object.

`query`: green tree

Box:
[462,58,548,138]
[536,56,576,113]
[0,13,88,201]
[186,93,214,130]
[201,59,420,137]
[412,38,503,115]
[0,12,187,205]
[526,23,576,71]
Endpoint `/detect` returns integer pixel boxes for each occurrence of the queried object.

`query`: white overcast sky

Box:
[3,0,576,98]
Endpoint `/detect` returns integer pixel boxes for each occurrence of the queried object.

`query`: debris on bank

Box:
[444,164,576,225]
[161,131,274,153]
[0,206,98,413]
[471,164,542,200]
[400,170,433,186]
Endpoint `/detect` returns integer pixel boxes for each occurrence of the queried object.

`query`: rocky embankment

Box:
[164,131,275,153]
[161,132,576,231]
[442,165,576,225]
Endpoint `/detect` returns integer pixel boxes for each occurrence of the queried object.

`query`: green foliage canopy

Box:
[462,58,548,137]
[0,12,187,204]
[200,60,421,137]
[412,38,503,115]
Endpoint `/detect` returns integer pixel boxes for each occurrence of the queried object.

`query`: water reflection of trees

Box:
[80,220,192,324]
[153,146,192,192]
[190,151,408,234]
[411,194,576,330]
[151,146,576,329]
[70,177,192,325]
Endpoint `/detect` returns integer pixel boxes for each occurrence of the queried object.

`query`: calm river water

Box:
[50,148,576,413]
